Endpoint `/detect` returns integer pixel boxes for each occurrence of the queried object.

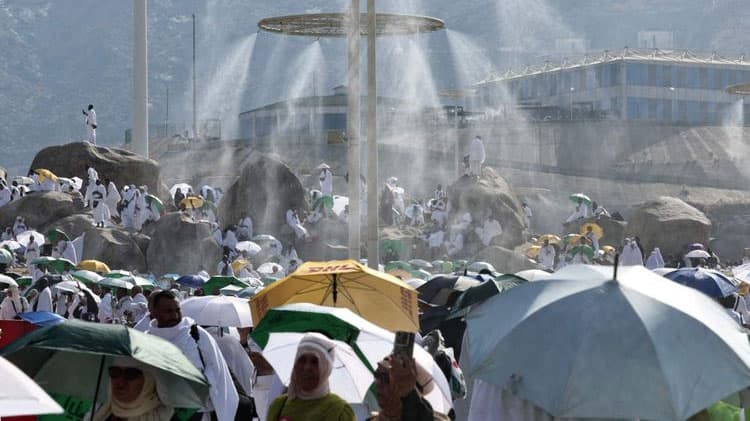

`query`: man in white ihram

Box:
[82,104,97,144]
[469,135,486,177]
[147,291,238,421]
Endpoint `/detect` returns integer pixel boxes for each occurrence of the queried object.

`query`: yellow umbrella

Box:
[35,168,58,183]
[526,245,541,259]
[580,222,604,240]
[387,268,412,280]
[250,259,419,332]
[180,196,205,210]
[601,245,616,255]
[76,259,111,274]
[231,258,249,274]
[536,234,561,245]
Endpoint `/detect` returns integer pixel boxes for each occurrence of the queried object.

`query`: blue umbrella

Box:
[662,267,737,298]
[18,311,66,327]
[176,274,206,288]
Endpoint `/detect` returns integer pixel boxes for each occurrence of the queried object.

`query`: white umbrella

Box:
[332,195,349,216]
[467,264,750,420]
[0,274,18,287]
[258,262,284,277]
[515,269,552,282]
[53,280,101,305]
[0,355,63,417]
[0,240,24,251]
[16,230,44,246]
[170,183,193,197]
[235,241,262,256]
[685,249,711,259]
[12,175,35,186]
[652,267,677,276]
[263,332,373,404]
[180,295,253,327]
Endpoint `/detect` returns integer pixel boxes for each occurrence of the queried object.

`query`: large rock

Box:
[692,198,750,262]
[473,246,541,274]
[29,142,168,199]
[217,152,307,235]
[41,214,95,239]
[146,212,222,275]
[626,196,711,259]
[447,168,527,249]
[82,228,148,273]
[0,191,84,230]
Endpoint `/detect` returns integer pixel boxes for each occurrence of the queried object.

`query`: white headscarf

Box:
[93,358,174,421]
[288,333,335,401]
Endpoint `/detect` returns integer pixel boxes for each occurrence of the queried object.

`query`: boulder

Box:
[29,141,168,200]
[0,191,84,230]
[217,152,308,235]
[691,198,750,262]
[82,228,148,273]
[146,212,222,276]
[41,214,95,239]
[447,168,527,249]
[473,246,541,274]
[625,196,711,259]
[563,216,627,249]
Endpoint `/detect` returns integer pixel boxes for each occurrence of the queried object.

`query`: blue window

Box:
[322,113,346,130]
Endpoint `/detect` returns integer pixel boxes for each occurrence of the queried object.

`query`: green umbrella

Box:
[30,257,76,274]
[97,277,134,290]
[381,239,404,259]
[131,275,156,290]
[569,192,592,205]
[145,194,165,215]
[0,248,13,265]
[202,276,250,295]
[105,270,132,278]
[569,244,595,260]
[384,260,412,272]
[1,321,208,415]
[16,276,33,288]
[410,269,431,280]
[46,228,70,244]
[71,270,104,285]
[312,196,334,213]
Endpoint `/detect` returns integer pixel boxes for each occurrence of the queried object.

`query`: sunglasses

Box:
[108,367,143,381]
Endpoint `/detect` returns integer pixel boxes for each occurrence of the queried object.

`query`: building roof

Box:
[239,93,437,116]
[476,48,750,87]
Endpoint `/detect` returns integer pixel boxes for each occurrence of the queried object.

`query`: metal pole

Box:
[192,13,197,141]
[347,0,361,260]
[133,0,148,157]
[366,0,378,268]
[165,85,169,137]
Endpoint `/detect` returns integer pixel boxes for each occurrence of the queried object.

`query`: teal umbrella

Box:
[30,257,76,274]
[465,264,750,420]
[202,276,250,295]
[569,192,592,205]
[410,269,431,280]
[1,321,208,414]
[97,277,134,290]
[447,274,526,320]
[384,260,412,272]
[0,248,13,265]
[71,270,104,285]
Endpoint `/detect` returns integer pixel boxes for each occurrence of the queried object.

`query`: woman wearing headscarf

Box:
[93,360,176,421]
[266,333,355,421]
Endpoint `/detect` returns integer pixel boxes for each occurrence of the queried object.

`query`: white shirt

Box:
[0,187,10,207]
[36,287,53,312]
[86,109,97,128]
[539,245,556,270]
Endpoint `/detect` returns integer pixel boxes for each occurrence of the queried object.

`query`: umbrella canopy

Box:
[202,276,250,295]
[312,195,334,212]
[417,275,481,307]
[257,262,284,277]
[447,274,527,320]
[467,261,496,273]
[169,183,193,197]
[12,175,35,185]
[466,264,750,420]
[384,260,412,272]
[410,269,431,280]
[409,259,433,270]
[1,239,24,251]
[235,241,262,256]
[689,243,706,251]
[46,228,70,244]
[263,332,373,403]
[387,268,412,280]
[569,244,594,260]
[536,234,561,245]
[332,195,348,216]
[106,269,132,278]
[18,311,66,327]
[231,258,250,274]
[0,273,18,287]
[252,234,278,242]
[15,276,33,288]
[569,192,591,205]
[250,260,420,332]
[579,222,604,240]
[1,320,208,410]
[0,248,14,265]
[525,245,541,259]
[76,259,111,274]
[663,267,738,298]
[97,276,134,290]
[176,274,206,288]
[601,245,616,254]
[30,257,76,273]
[685,249,711,259]
[0,355,63,417]
[145,194,165,214]
[180,196,204,210]
[34,168,58,183]
[17,230,45,247]
[180,295,253,327]
[131,275,156,289]
[515,269,552,282]
[562,233,584,245]
[237,286,264,299]
[53,280,101,305]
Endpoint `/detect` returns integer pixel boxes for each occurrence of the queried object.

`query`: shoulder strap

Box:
[190,324,206,369]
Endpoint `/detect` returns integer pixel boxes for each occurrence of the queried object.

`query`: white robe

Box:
[427,230,445,249]
[319,169,333,197]
[539,245,556,270]
[469,137,486,164]
[585,231,599,252]
[0,188,10,207]
[620,243,644,266]
[0,295,29,319]
[87,167,99,184]
[24,241,40,267]
[36,287,53,312]
[98,293,113,323]
[39,178,57,192]
[212,228,223,245]
[106,182,121,217]
[148,318,239,421]
[209,332,255,398]
[217,260,234,277]
[566,204,589,223]
[12,221,27,237]
[476,218,502,246]
[121,188,139,229]
[286,209,308,239]
[93,202,111,225]
[446,232,465,256]
[85,109,97,143]
[645,248,665,269]
[223,230,238,251]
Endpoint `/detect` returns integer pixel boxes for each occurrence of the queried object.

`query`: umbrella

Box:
[384,260,412,272]
[416,275,481,306]
[17,230,45,247]
[536,234,561,245]
[76,259,111,274]
[332,195,349,216]
[180,295,253,327]
[53,280,101,305]
[250,260,420,332]
[235,241,262,256]
[447,274,527,320]
[34,168,58,183]
[652,267,677,276]
[15,276,33,288]
[202,276,250,295]
[579,222,604,240]
[465,264,750,420]
[689,243,705,251]
[46,228,70,244]
[601,245,616,254]
[569,192,591,205]
[0,355,63,417]
[12,175,35,186]
[515,269,552,282]
[263,332,373,403]
[252,234,278,242]
[169,183,193,197]
[0,274,18,287]
[251,303,453,413]
[316,163,331,170]
[685,249,711,259]
[176,274,206,288]
[30,257,76,273]
[1,320,208,412]
[97,276,134,290]
[131,275,156,289]
[569,244,595,260]
[467,261,496,273]
[257,262,284,277]
[409,259,433,270]
[410,269,431,280]
[145,194,165,214]
[231,259,249,274]
[525,245,541,259]
[105,269,132,278]
[663,267,738,298]
[0,248,13,265]
[0,239,23,251]
[219,285,243,296]
[562,233,584,245]
[180,196,204,210]
[237,286,264,299]
[17,311,66,327]
[387,268,412,280]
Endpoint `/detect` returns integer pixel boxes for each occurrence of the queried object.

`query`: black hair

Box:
[151,290,177,308]
[88,104,94,110]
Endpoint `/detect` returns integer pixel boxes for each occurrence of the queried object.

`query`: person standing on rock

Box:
[0,184,10,207]
[469,135,486,177]
[92,187,110,228]
[82,104,97,144]
[318,163,333,197]
[104,178,121,218]
[86,163,99,185]
[24,236,39,269]
[539,239,556,271]
[121,185,140,230]
[286,205,309,241]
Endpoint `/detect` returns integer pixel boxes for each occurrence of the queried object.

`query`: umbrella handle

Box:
[90,354,106,421]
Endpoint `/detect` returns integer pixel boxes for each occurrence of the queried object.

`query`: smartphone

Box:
[393,331,415,358]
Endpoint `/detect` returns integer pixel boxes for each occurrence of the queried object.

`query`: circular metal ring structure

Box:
[258,13,445,38]
[727,83,750,96]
